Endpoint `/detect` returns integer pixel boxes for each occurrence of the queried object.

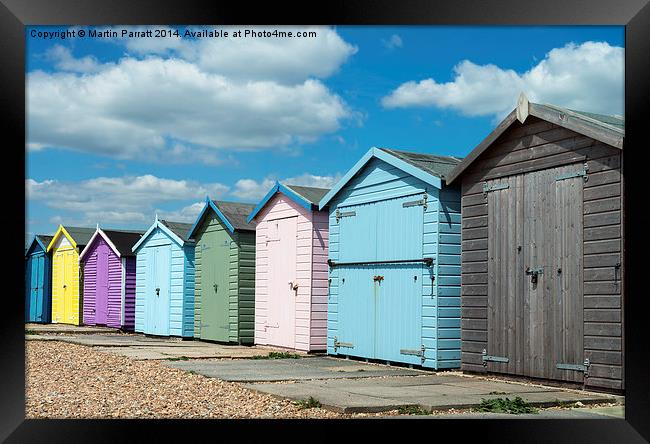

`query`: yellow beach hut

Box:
[46,225,96,325]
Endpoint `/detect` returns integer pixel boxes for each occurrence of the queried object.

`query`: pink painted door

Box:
[95,245,109,325]
[267,216,297,348]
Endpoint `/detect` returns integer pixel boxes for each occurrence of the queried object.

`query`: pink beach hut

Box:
[247,182,330,352]
[79,227,144,330]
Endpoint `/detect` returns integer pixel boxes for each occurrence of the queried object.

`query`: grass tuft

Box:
[294,397,322,410]
[253,352,301,360]
[476,396,538,414]
[398,405,431,415]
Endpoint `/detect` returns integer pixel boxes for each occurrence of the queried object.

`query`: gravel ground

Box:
[26,341,399,419]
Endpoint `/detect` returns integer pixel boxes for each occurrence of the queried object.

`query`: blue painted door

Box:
[27,254,46,322]
[146,243,171,335]
[336,194,424,363]
[374,195,423,365]
[337,201,377,358]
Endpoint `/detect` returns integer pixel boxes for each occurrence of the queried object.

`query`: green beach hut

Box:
[187,198,257,344]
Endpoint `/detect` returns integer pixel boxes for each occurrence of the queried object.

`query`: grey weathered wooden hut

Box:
[447,94,625,392]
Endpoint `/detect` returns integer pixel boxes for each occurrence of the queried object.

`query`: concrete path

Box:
[26,331,276,360]
[165,356,426,381]
[244,374,621,413]
[390,405,625,419]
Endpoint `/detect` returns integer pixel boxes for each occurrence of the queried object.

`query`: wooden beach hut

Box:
[46,226,96,325]
[25,234,53,323]
[247,182,330,352]
[132,217,195,337]
[318,147,463,368]
[79,227,144,330]
[446,93,625,391]
[186,198,256,344]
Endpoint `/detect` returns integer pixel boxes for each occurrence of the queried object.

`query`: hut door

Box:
[63,250,76,324]
[486,166,584,382]
[374,194,424,365]
[267,216,297,349]
[200,226,231,342]
[29,254,43,321]
[147,244,171,335]
[95,245,110,325]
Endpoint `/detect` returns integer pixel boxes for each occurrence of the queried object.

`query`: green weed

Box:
[476,396,538,414]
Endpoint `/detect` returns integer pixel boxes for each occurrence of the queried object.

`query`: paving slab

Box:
[244,375,620,413]
[164,356,426,381]
[397,408,624,419]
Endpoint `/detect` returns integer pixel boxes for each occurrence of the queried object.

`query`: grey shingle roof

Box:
[63,227,97,248]
[542,103,624,133]
[379,148,463,181]
[36,235,53,249]
[160,220,194,243]
[102,229,145,256]
[212,201,256,232]
[283,184,330,205]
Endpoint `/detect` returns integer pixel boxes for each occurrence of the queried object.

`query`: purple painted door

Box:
[95,244,109,325]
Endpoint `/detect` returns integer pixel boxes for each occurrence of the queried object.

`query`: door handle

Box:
[156,288,160,296]
[289,281,298,290]
[213,283,218,292]
[373,275,384,282]
[525,267,543,284]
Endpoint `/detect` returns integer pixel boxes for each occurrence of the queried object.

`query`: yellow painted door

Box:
[52,248,80,325]
[52,250,64,323]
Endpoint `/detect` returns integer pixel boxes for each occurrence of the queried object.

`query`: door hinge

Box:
[400,345,426,363]
[333,337,354,352]
[402,194,428,210]
[556,164,589,182]
[335,209,356,223]
[556,358,590,376]
[482,349,509,366]
[482,182,509,195]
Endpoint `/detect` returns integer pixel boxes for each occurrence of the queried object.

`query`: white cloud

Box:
[120,26,358,84]
[28,55,352,160]
[231,173,342,201]
[45,44,105,73]
[156,202,205,223]
[26,175,229,227]
[383,34,403,50]
[382,41,624,118]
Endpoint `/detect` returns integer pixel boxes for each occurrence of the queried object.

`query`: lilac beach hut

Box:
[79,227,144,330]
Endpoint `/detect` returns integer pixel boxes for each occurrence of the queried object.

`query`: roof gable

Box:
[319,147,460,209]
[132,217,189,252]
[247,182,330,223]
[447,93,624,184]
[26,235,51,256]
[188,198,256,238]
[79,228,144,260]
[47,225,96,252]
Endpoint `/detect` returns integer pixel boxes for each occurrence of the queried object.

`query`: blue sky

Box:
[25,25,624,243]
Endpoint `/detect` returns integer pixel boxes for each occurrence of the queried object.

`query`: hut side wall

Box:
[182,244,196,338]
[123,256,136,330]
[459,117,624,391]
[310,210,329,351]
[236,231,256,344]
[82,237,122,328]
[254,193,314,351]
[437,186,463,368]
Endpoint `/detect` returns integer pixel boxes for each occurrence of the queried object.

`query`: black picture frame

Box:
[4,0,649,441]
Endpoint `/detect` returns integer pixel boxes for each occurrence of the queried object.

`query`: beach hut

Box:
[247,182,330,352]
[25,234,53,323]
[187,198,256,344]
[318,147,462,368]
[132,217,195,337]
[446,94,625,391]
[46,226,96,325]
[79,227,144,330]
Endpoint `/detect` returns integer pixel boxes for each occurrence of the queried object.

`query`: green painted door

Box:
[199,222,232,342]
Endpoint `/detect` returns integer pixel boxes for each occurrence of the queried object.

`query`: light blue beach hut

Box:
[132,217,195,337]
[318,147,463,369]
